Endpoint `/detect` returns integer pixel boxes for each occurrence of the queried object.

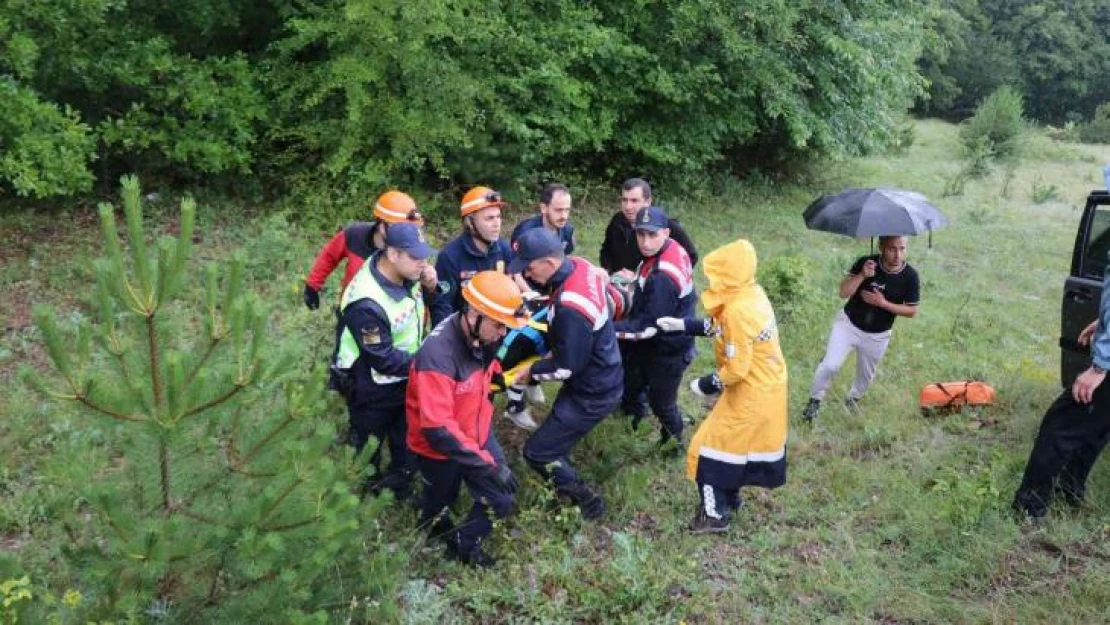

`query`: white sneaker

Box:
[504,407,538,430]
[524,384,546,405]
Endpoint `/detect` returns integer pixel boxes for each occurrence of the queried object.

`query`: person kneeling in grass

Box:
[656,239,788,533]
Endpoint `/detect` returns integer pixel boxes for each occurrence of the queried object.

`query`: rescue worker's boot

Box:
[688,508,731,535]
[689,483,732,534]
[557,480,606,520]
[447,532,496,568]
[801,398,821,421]
[365,468,416,505]
[447,545,497,568]
[657,428,684,459]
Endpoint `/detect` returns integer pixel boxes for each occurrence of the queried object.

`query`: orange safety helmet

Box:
[374,191,423,224]
[461,271,527,329]
[459,186,504,217]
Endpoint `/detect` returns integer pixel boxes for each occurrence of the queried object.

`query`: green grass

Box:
[3,119,1110,622]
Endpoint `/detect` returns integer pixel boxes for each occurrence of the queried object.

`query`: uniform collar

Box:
[461,233,501,258]
[545,257,575,292]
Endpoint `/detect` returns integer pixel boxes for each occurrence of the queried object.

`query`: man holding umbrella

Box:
[799,188,940,421]
[802,235,920,420]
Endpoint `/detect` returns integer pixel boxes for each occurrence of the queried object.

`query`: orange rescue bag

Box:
[919,381,996,412]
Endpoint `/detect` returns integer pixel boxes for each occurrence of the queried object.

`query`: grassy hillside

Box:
[2,119,1110,623]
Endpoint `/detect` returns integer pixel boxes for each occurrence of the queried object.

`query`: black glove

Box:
[490,464,519,495]
[692,373,723,397]
[303,284,320,310]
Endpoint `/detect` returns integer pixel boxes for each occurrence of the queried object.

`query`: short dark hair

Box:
[540,182,570,205]
[878,235,907,248]
[621,177,652,200]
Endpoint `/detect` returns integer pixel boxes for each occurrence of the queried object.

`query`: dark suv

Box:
[1061,190,1110,386]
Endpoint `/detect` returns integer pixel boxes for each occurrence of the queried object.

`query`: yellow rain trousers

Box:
[685,239,788,489]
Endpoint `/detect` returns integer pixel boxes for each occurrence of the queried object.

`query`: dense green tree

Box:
[3,0,938,200]
[272,0,933,196]
[917,0,1109,124]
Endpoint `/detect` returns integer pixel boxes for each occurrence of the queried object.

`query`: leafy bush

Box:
[0,78,96,198]
[758,255,818,321]
[96,53,267,177]
[1078,103,1110,144]
[0,0,939,200]
[959,86,1025,163]
[1030,177,1060,204]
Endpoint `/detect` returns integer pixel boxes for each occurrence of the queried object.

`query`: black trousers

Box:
[619,342,648,416]
[347,390,414,494]
[524,391,618,488]
[621,352,691,438]
[1013,382,1110,517]
[417,436,513,556]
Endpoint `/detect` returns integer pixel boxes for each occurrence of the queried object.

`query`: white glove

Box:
[640,327,658,339]
[656,317,685,333]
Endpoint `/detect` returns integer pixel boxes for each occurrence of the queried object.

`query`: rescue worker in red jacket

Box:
[303,191,433,308]
[509,229,624,520]
[303,191,437,391]
[406,271,527,567]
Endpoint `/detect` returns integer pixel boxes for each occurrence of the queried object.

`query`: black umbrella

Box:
[803,188,949,243]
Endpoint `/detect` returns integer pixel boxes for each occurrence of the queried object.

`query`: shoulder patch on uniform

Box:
[361,325,382,345]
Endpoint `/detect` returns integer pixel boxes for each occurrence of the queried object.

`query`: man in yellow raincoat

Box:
[656,239,788,533]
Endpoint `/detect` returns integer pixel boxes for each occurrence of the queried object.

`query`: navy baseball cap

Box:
[508,228,564,274]
[384,222,435,260]
[633,206,669,232]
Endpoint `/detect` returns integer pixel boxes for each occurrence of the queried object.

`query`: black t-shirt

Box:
[842,255,919,333]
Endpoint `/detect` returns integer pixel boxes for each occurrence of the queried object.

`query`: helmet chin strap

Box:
[462,308,488,349]
[465,216,497,247]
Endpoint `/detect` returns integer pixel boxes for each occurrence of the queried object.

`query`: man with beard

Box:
[802,236,919,421]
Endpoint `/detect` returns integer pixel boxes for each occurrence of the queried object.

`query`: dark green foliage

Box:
[758,255,818,321]
[959,86,1025,163]
[1,0,934,202]
[1078,103,1110,145]
[0,77,96,198]
[1,0,275,195]
[20,177,404,620]
[917,0,1110,124]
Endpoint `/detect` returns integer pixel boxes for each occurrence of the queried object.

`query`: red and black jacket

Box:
[405,314,501,472]
[614,239,696,356]
[305,221,380,292]
[530,257,623,399]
